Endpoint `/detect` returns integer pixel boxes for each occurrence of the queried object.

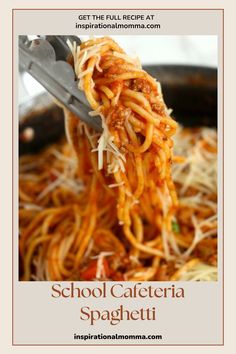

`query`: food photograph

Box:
[18,35,218,282]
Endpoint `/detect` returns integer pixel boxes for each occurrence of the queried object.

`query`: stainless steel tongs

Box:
[19,35,102,132]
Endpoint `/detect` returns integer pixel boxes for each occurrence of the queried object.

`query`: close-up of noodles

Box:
[19,37,217,281]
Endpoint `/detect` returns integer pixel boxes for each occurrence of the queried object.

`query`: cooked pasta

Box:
[19,37,217,281]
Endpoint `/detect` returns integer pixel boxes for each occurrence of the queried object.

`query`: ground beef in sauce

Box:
[107,106,131,130]
[151,101,166,115]
[131,78,152,94]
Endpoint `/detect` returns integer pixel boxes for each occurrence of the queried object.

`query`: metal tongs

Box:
[19,35,102,132]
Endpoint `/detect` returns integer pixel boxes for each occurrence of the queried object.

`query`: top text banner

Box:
[14,9,221,35]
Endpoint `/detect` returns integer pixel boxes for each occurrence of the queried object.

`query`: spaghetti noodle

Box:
[19,37,217,281]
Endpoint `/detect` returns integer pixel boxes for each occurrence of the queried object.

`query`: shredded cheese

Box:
[178,262,217,281]
[91,252,114,280]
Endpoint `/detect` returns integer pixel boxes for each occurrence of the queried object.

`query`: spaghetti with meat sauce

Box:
[19,37,217,281]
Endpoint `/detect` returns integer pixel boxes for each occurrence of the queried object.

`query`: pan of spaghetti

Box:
[19,37,218,281]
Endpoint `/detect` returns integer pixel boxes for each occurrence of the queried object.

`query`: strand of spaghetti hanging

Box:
[67,37,179,261]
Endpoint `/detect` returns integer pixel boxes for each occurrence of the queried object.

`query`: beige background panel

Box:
[13,8,222,345]
[14,282,222,344]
